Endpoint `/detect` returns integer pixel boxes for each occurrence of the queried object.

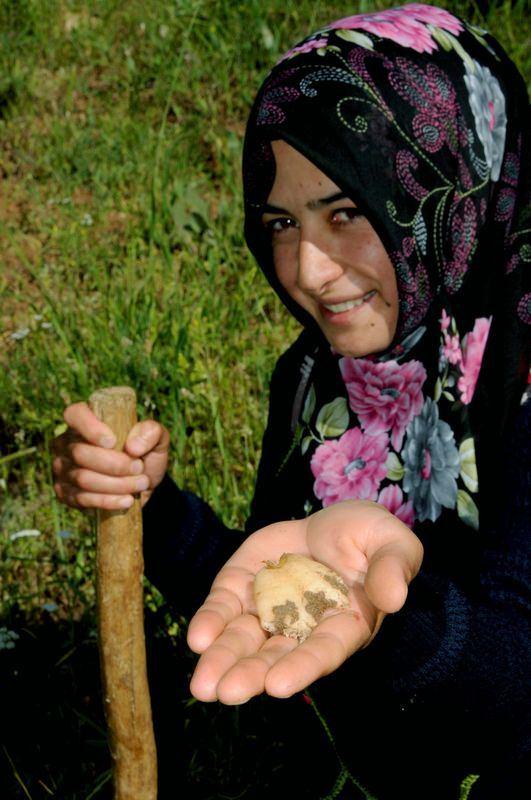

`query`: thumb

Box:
[125,420,169,458]
[364,543,413,614]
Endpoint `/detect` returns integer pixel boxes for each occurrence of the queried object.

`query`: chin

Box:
[329,332,394,359]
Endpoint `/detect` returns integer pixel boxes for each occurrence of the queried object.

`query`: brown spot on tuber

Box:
[323,573,349,597]
[303,590,339,622]
[271,599,300,635]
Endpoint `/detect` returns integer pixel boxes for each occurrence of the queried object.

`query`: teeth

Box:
[324,291,376,313]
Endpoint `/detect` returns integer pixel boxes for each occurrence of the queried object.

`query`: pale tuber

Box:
[253,553,350,642]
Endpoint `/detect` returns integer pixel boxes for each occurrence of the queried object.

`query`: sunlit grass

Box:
[1,0,528,796]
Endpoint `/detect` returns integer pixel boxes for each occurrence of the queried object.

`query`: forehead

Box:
[267,139,340,201]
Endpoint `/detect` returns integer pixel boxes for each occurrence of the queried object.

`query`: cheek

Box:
[383,261,399,304]
[380,268,399,333]
[273,245,297,293]
[368,240,398,305]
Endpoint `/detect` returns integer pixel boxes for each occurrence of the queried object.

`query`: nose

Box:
[297,236,343,296]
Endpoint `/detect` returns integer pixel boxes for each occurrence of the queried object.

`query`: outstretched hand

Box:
[187,500,423,705]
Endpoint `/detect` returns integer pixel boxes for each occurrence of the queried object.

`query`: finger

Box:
[264,609,371,698]
[216,635,299,705]
[56,442,144,478]
[52,453,72,478]
[364,544,414,613]
[305,501,374,582]
[64,403,116,448]
[364,511,423,614]
[307,500,422,578]
[63,466,150,496]
[309,501,423,610]
[361,505,424,577]
[187,585,245,654]
[189,614,267,702]
[54,480,135,511]
[52,428,81,457]
[125,421,169,458]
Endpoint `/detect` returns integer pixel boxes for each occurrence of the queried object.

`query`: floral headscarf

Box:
[242,4,529,544]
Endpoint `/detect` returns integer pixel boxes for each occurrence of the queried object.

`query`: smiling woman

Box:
[51,3,530,798]
[263,139,399,357]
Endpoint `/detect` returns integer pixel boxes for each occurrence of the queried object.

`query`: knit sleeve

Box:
[245,329,320,533]
[141,345,296,617]
[366,398,531,796]
[141,331,310,617]
[141,474,247,618]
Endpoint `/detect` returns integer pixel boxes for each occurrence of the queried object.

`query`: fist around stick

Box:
[52,401,170,511]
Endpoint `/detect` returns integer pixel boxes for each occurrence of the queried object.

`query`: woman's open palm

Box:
[187,500,423,705]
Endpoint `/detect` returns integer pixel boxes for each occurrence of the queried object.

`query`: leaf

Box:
[399,325,427,355]
[315,397,349,439]
[413,211,428,256]
[10,529,41,541]
[444,31,476,73]
[385,451,404,481]
[302,384,316,424]
[457,489,479,530]
[301,435,313,456]
[459,438,478,493]
[434,377,442,402]
[427,24,453,52]
[260,24,275,51]
[335,30,374,49]
[466,24,496,57]
[386,200,397,219]
[443,390,455,401]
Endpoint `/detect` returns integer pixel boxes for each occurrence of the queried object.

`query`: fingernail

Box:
[130,460,143,475]
[119,496,134,509]
[100,435,116,448]
[136,475,150,492]
[234,697,251,706]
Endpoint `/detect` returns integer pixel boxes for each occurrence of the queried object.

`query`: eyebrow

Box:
[262,191,349,215]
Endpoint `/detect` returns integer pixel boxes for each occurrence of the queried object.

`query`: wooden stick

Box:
[89,386,157,800]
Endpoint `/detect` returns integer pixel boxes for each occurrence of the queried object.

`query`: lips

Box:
[323,291,376,312]
[320,290,377,319]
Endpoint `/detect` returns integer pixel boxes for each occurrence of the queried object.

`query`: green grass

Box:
[0,1,529,797]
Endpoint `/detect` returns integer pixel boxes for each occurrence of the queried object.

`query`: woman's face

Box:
[262,140,399,358]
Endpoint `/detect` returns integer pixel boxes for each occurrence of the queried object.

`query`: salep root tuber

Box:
[254,553,350,642]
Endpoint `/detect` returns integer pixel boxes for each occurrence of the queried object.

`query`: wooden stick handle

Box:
[89,386,157,800]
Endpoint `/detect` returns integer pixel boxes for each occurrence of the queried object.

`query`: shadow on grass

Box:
[0,610,111,799]
[0,604,340,800]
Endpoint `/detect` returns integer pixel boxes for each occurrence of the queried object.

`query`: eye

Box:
[263,217,299,237]
[331,208,364,225]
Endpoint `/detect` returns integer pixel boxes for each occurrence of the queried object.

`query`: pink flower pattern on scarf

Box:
[442,333,462,365]
[457,317,492,404]
[440,309,451,330]
[330,4,462,53]
[377,485,415,527]
[339,358,427,451]
[311,429,389,507]
[388,58,468,156]
[280,3,463,61]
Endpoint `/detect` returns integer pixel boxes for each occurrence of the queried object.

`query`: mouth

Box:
[320,290,377,322]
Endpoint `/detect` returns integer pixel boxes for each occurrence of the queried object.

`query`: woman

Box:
[53,4,529,797]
